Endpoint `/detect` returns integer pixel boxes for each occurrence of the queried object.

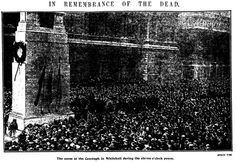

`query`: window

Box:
[38,12,54,29]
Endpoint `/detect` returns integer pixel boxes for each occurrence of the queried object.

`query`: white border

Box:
[0,0,235,162]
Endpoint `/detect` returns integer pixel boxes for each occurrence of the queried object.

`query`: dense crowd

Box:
[4,78,231,151]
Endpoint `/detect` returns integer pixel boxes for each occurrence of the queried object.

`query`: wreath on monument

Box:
[13,41,27,81]
[13,41,27,64]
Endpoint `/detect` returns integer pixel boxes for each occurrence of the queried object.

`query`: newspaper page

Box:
[0,0,235,162]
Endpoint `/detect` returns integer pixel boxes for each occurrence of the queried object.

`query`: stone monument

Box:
[8,12,72,130]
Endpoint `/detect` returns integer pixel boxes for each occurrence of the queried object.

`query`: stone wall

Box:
[66,12,180,86]
[69,43,143,88]
[141,48,181,83]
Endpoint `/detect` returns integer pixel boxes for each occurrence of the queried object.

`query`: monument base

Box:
[8,112,74,131]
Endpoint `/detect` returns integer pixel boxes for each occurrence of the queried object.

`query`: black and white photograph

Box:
[2,10,231,151]
[0,0,235,162]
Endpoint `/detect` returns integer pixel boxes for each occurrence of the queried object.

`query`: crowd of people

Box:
[4,78,231,151]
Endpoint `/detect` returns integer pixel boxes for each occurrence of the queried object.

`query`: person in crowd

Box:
[5,79,231,151]
[8,119,18,138]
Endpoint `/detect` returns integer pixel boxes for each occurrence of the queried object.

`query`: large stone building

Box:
[2,11,230,129]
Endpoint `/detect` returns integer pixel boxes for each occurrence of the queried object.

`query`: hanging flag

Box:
[34,65,46,106]
[55,56,62,112]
